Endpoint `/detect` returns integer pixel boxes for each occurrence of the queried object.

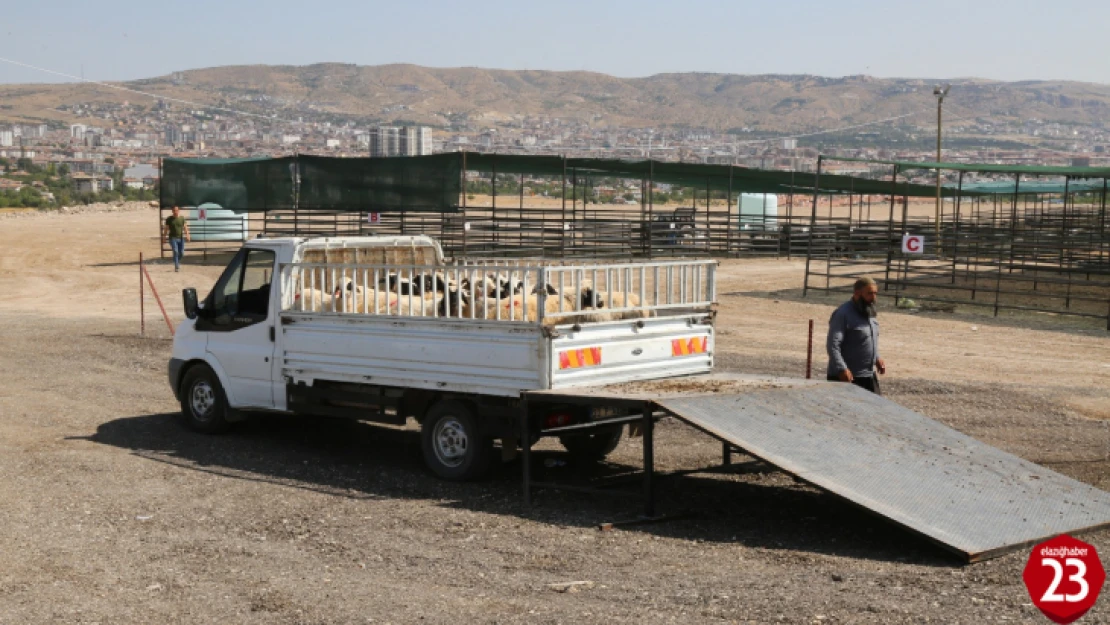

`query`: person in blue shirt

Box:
[826,277,887,394]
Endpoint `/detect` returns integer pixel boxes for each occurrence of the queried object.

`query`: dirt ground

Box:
[1,207,1109,624]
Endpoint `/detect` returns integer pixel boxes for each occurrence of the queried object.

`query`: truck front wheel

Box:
[178,364,232,434]
[421,400,492,481]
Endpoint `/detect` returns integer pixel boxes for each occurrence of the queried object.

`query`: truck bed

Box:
[279,259,716,397]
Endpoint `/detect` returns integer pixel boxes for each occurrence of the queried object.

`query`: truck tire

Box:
[178,364,232,434]
[560,426,623,462]
[421,400,492,481]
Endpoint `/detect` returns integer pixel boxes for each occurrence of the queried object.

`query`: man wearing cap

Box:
[826,277,887,394]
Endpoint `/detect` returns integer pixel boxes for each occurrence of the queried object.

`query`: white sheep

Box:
[294,287,338,312]
[603,292,653,319]
[393,293,447,317]
[568,279,655,322]
[493,289,582,324]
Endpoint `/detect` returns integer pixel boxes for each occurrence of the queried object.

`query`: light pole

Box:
[933,84,950,255]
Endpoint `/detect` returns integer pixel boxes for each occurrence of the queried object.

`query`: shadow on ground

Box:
[81,411,958,568]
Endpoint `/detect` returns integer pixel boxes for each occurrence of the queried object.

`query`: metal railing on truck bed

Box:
[280,259,717,325]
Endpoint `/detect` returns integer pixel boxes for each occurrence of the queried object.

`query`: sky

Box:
[2,0,1109,85]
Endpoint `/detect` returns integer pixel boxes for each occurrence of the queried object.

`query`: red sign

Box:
[197,207,207,220]
[367,212,381,224]
[902,234,923,254]
[1023,535,1105,624]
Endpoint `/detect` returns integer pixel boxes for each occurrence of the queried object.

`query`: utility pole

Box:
[933,84,951,255]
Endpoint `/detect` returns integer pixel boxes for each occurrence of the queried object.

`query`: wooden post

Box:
[705,177,711,255]
[802,156,823,297]
[519,171,525,249]
[158,157,165,259]
[142,260,175,336]
[561,156,567,258]
[951,170,965,283]
[726,166,733,256]
[787,170,795,259]
[647,159,654,260]
[491,163,497,243]
[139,252,145,336]
[806,319,814,379]
[883,165,899,291]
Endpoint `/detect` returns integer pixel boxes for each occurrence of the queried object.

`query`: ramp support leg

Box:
[642,404,655,518]
[722,442,733,466]
[520,398,531,506]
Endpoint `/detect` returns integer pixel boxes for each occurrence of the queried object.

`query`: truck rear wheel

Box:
[560,426,623,462]
[178,364,232,434]
[421,400,493,481]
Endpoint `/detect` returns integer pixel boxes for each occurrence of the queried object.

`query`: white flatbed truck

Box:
[166,234,1110,561]
[169,235,716,480]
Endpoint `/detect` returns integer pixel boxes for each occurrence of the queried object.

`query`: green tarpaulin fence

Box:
[162,154,460,212]
[162,156,296,211]
[465,153,966,197]
[297,153,461,211]
[163,152,1052,214]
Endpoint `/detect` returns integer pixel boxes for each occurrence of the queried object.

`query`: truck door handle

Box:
[269,326,275,342]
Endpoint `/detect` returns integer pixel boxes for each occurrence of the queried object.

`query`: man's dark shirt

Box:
[826,299,880,379]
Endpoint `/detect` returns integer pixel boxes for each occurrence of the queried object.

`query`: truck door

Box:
[197,247,277,409]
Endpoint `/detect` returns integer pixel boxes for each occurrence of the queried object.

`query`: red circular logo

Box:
[1023,535,1105,624]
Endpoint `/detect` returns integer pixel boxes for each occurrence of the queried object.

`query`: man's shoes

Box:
[175,267,179,272]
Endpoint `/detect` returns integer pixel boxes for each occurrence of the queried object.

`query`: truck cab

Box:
[170,238,291,416]
[169,235,445,419]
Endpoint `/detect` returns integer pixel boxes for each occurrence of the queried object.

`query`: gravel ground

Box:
[0,209,1109,624]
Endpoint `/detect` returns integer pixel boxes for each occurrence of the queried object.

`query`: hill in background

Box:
[2,63,1109,137]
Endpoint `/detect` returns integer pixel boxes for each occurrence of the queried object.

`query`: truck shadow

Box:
[85,411,958,567]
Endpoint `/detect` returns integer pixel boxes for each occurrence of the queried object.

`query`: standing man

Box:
[827,277,886,394]
[162,206,190,272]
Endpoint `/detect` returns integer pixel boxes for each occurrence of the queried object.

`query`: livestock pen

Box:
[802,157,1110,328]
[158,152,945,261]
[158,152,1109,328]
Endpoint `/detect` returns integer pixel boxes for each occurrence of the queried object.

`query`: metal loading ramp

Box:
[652,382,1110,562]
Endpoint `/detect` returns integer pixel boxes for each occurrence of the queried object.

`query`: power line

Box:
[0,55,298,124]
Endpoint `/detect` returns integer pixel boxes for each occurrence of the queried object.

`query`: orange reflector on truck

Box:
[672,336,708,357]
[559,347,602,370]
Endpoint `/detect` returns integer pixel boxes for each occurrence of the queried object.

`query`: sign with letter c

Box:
[902,234,924,254]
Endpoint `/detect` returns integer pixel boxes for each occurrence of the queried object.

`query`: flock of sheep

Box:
[294,270,653,325]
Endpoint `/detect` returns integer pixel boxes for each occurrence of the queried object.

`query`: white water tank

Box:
[736,193,778,230]
[186,203,250,242]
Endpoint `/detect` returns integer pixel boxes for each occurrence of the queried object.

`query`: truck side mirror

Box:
[183,288,199,320]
